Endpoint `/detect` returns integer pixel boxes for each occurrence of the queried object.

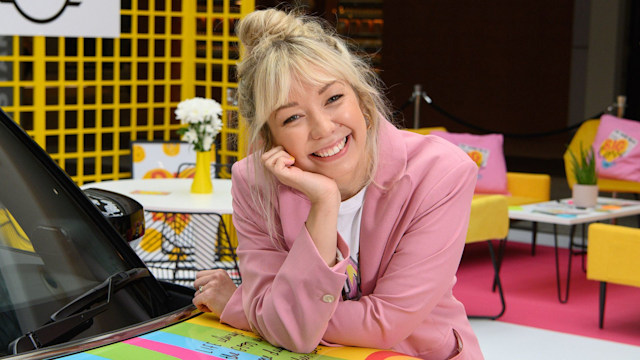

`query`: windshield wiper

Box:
[10,267,152,354]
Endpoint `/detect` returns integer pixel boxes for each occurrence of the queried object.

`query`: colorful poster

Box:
[58,313,418,360]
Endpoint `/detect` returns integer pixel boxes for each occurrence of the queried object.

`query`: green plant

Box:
[568,143,597,185]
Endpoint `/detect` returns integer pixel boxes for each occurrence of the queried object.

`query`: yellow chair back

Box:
[404,127,447,135]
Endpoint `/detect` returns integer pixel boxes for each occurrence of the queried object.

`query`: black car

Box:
[0,108,195,359]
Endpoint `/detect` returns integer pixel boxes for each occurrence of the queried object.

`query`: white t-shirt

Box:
[337,186,367,300]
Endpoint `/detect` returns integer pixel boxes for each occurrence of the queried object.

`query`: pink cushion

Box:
[593,114,640,182]
[431,131,508,194]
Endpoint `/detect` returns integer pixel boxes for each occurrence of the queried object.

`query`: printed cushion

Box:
[593,114,640,182]
[431,131,508,194]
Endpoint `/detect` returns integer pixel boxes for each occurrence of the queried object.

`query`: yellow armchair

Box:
[564,119,640,195]
[587,223,640,328]
[503,171,551,256]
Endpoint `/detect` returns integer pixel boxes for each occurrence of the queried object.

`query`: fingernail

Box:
[290,156,295,161]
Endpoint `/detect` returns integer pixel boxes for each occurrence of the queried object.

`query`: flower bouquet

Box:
[175,97,223,193]
[175,97,223,152]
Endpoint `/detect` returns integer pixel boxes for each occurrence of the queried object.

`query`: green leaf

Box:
[568,141,597,185]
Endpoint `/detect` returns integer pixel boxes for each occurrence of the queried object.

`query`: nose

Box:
[309,111,336,139]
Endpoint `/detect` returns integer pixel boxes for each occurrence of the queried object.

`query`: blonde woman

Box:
[193,8,483,360]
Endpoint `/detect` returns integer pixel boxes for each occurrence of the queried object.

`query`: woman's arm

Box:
[223,160,349,353]
[262,146,341,266]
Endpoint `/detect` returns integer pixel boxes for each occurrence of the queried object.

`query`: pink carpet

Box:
[454,241,640,346]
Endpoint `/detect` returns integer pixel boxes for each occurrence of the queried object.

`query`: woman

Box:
[193,8,483,359]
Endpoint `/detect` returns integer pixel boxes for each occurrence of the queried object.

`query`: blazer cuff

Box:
[219,286,251,331]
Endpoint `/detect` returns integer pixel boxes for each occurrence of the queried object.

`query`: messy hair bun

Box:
[236,8,316,56]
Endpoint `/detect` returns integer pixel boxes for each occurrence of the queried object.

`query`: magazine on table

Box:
[560,198,639,211]
[531,202,591,216]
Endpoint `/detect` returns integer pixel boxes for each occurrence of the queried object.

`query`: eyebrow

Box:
[319,81,336,95]
[274,81,338,113]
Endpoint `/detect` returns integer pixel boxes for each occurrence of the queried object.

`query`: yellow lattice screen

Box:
[0,0,253,185]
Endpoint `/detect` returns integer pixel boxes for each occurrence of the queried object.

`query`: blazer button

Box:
[322,294,335,303]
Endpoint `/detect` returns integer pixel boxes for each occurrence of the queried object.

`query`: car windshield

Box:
[0,109,180,357]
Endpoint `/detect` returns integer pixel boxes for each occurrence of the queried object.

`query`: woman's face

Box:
[267,78,369,197]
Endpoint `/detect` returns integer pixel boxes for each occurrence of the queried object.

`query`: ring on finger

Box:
[199,285,204,293]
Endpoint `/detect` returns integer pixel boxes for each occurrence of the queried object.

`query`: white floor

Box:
[468,228,640,359]
[470,319,640,360]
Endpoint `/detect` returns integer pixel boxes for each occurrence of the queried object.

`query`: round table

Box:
[82,178,233,214]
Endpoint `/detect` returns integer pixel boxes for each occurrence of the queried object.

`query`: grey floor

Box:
[469,176,640,359]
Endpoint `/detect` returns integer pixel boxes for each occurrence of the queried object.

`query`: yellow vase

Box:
[191,151,213,194]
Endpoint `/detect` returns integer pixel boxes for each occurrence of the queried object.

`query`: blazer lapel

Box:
[356,119,415,294]
[358,175,411,294]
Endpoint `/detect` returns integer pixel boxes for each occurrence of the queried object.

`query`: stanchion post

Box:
[413,84,422,129]
[616,95,626,117]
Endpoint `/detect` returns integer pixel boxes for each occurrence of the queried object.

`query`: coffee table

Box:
[508,197,640,303]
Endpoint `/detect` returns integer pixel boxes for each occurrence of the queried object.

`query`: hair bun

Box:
[236,9,321,54]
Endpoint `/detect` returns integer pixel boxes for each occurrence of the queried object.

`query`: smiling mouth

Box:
[312,136,348,158]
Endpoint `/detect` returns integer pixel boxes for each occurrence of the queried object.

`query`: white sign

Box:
[0,0,120,38]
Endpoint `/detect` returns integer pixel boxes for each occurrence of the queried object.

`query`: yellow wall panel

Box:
[0,0,254,185]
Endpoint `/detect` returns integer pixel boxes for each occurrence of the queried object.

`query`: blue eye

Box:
[327,94,343,104]
[283,114,300,125]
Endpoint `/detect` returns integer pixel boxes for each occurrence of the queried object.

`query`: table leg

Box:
[553,224,575,303]
[581,223,587,272]
[492,238,507,292]
[531,221,538,256]
[568,223,588,273]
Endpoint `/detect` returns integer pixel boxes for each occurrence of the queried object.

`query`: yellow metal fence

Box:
[0,0,253,185]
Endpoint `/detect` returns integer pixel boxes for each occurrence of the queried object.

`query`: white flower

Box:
[175,97,224,152]
[182,129,197,143]
[202,137,214,152]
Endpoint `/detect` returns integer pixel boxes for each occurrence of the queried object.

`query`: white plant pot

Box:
[572,184,598,208]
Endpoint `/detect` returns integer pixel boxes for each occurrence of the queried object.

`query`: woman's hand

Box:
[262,146,340,266]
[192,269,237,316]
[261,146,340,204]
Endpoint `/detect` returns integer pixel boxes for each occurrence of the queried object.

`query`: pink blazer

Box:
[221,120,484,359]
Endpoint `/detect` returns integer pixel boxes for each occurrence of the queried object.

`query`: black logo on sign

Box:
[0,0,81,24]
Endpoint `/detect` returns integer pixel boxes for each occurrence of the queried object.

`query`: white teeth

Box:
[313,137,347,158]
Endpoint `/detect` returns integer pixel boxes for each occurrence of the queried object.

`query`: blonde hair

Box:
[235,8,390,242]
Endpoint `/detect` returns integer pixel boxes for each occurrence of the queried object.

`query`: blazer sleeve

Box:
[222,162,351,353]
[322,158,477,349]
